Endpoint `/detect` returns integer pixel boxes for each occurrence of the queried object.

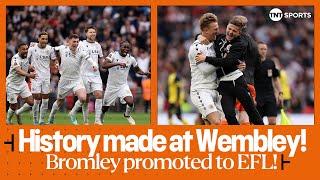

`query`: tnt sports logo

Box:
[269,8,283,21]
[269,8,312,22]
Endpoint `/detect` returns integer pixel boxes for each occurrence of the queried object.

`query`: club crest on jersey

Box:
[226,44,232,53]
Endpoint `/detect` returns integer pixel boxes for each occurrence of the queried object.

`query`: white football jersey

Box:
[6,53,29,85]
[106,51,138,88]
[55,45,93,80]
[78,40,103,77]
[27,43,56,80]
[188,40,218,91]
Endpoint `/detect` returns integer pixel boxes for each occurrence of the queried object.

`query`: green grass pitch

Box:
[10,112,150,125]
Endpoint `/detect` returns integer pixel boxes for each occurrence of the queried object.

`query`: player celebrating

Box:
[188,13,222,125]
[47,34,98,125]
[28,32,57,125]
[101,41,150,125]
[69,26,104,125]
[195,15,264,125]
[6,43,36,125]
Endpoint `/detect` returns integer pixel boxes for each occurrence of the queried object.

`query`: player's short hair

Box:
[17,42,28,49]
[85,26,96,33]
[38,31,49,38]
[229,15,248,32]
[199,13,218,31]
[257,41,267,45]
[68,34,79,40]
[120,40,130,46]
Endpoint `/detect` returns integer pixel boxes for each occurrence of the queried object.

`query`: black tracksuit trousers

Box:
[218,76,264,125]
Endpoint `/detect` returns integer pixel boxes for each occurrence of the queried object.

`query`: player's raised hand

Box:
[195,53,206,63]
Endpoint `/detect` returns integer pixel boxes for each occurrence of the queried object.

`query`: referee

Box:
[255,42,283,125]
[195,15,264,125]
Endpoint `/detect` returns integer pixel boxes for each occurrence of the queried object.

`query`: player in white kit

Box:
[69,26,104,125]
[27,32,57,125]
[188,13,222,125]
[6,43,36,125]
[47,34,98,125]
[101,41,150,125]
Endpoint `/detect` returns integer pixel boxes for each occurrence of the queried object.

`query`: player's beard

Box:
[22,53,27,58]
[120,52,127,57]
[88,36,95,42]
[39,42,47,48]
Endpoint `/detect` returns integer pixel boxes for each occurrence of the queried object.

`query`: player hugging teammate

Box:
[190,13,284,125]
[6,27,150,125]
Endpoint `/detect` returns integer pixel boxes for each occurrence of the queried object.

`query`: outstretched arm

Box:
[133,66,151,78]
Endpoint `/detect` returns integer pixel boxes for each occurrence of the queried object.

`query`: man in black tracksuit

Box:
[196,15,264,125]
[235,32,261,124]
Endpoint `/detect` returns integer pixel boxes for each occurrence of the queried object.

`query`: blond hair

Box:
[199,13,218,31]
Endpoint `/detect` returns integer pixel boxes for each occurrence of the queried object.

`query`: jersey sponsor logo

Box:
[39,55,50,60]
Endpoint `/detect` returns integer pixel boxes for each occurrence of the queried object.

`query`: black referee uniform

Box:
[204,34,264,125]
[254,59,280,117]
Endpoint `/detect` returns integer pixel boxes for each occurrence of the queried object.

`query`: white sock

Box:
[95,99,102,122]
[48,101,60,120]
[16,103,32,115]
[39,99,49,123]
[32,100,40,123]
[6,107,15,123]
[100,111,105,123]
[82,103,89,123]
[124,104,134,117]
[70,100,82,115]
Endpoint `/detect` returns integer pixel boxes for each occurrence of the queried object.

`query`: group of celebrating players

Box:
[6,26,150,125]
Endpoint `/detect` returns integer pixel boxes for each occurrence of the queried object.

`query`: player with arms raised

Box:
[101,41,150,125]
